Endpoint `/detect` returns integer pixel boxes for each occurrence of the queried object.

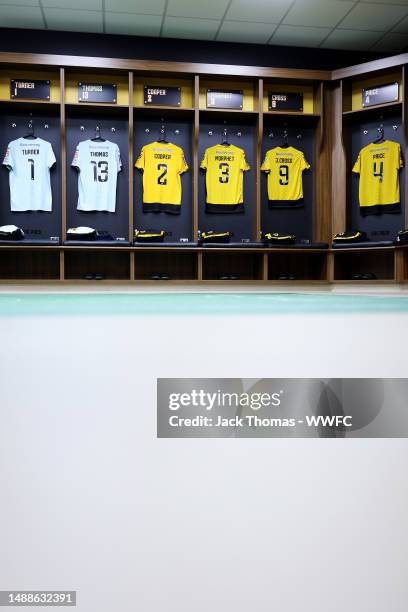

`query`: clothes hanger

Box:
[280,129,290,148]
[158,123,169,144]
[91,125,106,142]
[373,124,385,144]
[221,127,230,146]
[23,119,37,140]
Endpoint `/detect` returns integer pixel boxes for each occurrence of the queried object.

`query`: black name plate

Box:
[10,79,50,101]
[144,86,181,106]
[78,82,117,104]
[362,82,399,108]
[206,89,243,110]
[268,92,303,111]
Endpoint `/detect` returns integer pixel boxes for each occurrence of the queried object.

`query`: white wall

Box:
[0,308,407,612]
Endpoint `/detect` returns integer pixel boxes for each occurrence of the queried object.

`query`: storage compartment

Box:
[133,110,194,242]
[333,249,395,281]
[65,106,130,241]
[342,104,404,240]
[134,251,197,280]
[64,250,130,280]
[0,103,62,240]
[202,251,263,281]
[198,114,257,241]
[0,248,60,280]
[261,113,319,242]
[268,251,327,281]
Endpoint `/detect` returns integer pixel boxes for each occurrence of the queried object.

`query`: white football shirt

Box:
[71,139,122,212]
[2,137,56,212]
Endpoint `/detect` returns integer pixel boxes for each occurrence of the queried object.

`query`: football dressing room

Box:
[0,3,407,612]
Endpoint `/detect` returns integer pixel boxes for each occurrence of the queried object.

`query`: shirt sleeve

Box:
[200,149,208,170]
[179,150,188,174]
[301,154,310,171]
[352,153,361,174]
[3,142,14,169]
[135,147,145,170]
[398,144,404,169]
[260,152,270,172]
[116,145,122,173]
[47,143,56,169]
[241,152,250,172]
[71,144,80,169]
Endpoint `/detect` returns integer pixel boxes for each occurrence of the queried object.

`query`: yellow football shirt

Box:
[352,140,403,214]
[261,146,310,202]
[135,141,188,213]
[200,144,250,212]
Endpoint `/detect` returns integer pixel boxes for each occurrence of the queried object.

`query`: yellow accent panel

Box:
[263,84,314,114]
[351,71,401,111]
[133,77,193,108]
[65,73,129,105]
[199,80,255,111]
[0,70,60,103]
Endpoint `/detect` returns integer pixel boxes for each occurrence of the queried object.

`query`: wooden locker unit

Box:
[0,50,407,284]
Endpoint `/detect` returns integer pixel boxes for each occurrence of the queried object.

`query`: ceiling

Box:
[1,0,408,54]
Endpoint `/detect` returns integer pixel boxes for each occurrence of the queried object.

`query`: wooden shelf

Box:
[342,100,402,116]
[199,108,258,115]
[263,111,320,118]
[333,279,396,284]
[331,246,395,253]
[0,98,60,106]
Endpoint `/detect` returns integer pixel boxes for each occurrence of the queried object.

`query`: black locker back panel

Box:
[261,125,315,241]
[199,119,256,241]
[349,111,404,238]
[0,108,61,238]
[134,117,193,241]
[66,113,129,239]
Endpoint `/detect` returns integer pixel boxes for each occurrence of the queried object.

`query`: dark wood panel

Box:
[268,252,327,280]
[0,250,60,279]
[332,53,408,81]
[333,250,395,280]
[0,52,331,81]
[64,250,130,279]
[202,252,263,280]
[134,251,198,280]
[331,81,346,236]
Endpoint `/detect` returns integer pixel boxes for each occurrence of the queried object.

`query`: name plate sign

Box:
[144,86,181,106]
[268,92,303,111]
[10,79,50,101]
[78,82,117,104]
[362,82,399,108]
[206,89,243,110]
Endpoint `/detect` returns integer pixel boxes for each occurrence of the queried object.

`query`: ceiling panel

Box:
[45,8,103,32]
[162,16,220,40]
[105,12,162,36]
[42,0,102,8]
[226,0,292,24]
[271,24,331,47]
[0,0,407,54]
[218,20,276,44]
[283,0,355,28]
[340,3,408,31]
[0,5,43,27]
[104,0,165,14]
[167,0,230,20]
[322,28,384,50]
[392,14,408,33]
[0,0,40,5]
[372,31,408,51]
